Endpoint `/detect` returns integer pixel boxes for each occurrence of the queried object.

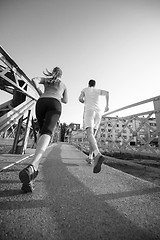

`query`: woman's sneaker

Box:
[19,164,38,193]
[21,182,34,193]
[19,164,38,184]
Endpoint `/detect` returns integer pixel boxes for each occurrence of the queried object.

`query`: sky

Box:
[0,0,160,125]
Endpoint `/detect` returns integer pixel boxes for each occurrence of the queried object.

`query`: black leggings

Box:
[36,97,61,136]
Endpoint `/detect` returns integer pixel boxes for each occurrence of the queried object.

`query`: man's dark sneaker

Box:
[19,164,38,184]
[93,153,104,173]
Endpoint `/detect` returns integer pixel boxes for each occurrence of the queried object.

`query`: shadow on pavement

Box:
[42,143,159,240]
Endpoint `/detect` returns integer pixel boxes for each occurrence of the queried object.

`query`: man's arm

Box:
[100,90,109,112]
[79,91,85,103]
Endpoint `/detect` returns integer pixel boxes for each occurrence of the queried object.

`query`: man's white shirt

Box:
[81,87,102,113]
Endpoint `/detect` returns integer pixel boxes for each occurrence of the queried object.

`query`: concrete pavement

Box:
[0,142,160,240]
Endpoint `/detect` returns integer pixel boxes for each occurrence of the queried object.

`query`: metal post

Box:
[11,116,23,154]
[22,109,32,153]
[153,98,160,149]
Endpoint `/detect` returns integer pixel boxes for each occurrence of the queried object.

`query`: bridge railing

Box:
[0,46,61,154]
[0,46,40,154]
[69,95,160,158]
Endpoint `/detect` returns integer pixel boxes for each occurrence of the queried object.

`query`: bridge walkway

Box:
[0,143,160,240]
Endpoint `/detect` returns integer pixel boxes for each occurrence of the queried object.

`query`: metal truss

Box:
[0,46,40,154]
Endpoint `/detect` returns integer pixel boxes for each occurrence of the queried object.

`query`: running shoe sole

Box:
[19,169,30,184]
[93,155,104,173]
[19,164,38,184]
[21,182,34,193]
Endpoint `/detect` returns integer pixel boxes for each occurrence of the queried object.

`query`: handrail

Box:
[103,95,160,117]
[0,100,12,110]
[0,45,40,100]
[0,99,35,132]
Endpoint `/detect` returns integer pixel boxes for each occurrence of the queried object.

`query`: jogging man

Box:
[79,79,109,173]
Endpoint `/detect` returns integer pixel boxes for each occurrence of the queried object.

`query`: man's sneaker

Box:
[93,153,105,173]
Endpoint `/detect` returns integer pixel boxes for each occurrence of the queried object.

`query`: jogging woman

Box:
[19,67,68,193]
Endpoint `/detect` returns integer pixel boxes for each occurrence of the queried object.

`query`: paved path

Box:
[0,143,160,240]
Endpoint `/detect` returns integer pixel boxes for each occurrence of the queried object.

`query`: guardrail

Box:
[0,46,40,100]
[69,95,160,159]
[0,46,40,153]
[0,46,60,154]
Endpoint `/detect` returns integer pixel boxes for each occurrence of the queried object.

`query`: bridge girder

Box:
[0,46,40,154]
